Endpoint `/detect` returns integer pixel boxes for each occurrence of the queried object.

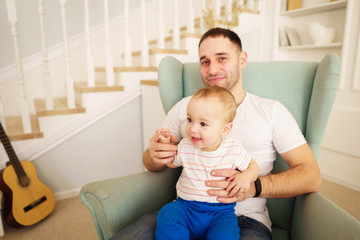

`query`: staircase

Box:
[0,0,262,198]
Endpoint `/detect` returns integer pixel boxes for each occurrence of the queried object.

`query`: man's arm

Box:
[206,143,322,203]
[259,143,321,198]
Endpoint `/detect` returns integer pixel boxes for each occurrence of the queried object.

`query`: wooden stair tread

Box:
[95,66,157,72]
[35,98,86,117]
[169,22,201,34]
[74,81,124,93]
[140,80,158,86]
[149,33,202,45]
[5,115,43,141]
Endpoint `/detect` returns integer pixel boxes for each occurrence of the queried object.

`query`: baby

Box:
[155,86,259,239]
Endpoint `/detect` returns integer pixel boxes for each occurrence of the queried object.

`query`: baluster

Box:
[200,0,207,33]
[5,0,32,133]
[104,0,114,86]
[84,0,95,87]
[59,0,75,108]
[123,0,132,67]
[38,0,54,110]
[214,0,221,25]
[157,0,165,49]
[173,0,180,49]
[247,0,254,10]
[141,0,149,67]
[187,0,194,33]
[226,0,233,22]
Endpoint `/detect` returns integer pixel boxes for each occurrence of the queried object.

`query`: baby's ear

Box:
[222,122,233,137]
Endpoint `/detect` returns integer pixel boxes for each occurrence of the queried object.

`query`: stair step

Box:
[169,22,201,34]
[140,80,158,86]
[34,98,86,117]
[95,66,157,72]
[74,81,124,93]
[149,33,202,45]
[5,115,43,141]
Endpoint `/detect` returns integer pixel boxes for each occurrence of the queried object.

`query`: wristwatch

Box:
[254,177,262,198]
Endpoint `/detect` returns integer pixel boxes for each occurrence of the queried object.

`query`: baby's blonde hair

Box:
[192,86,237,123]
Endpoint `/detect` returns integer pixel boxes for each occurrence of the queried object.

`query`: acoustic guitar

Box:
[0,122,55,227]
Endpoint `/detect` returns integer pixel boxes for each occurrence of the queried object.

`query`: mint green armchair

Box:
[80,54,360,239]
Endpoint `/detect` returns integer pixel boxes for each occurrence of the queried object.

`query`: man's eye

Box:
[219,57,226,61]
[201,60,209,65]
[200,122,207,127]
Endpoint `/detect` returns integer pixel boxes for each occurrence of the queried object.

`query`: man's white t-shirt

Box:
[162,92,306,231]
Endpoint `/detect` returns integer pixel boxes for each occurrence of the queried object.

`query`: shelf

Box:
[280,0,347,17]
[279,42,342,50]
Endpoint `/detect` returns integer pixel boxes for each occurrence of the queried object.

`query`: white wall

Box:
[32,96,145,199]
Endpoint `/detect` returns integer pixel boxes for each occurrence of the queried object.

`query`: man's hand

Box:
[206,169,256,204]
[143,131,177,172]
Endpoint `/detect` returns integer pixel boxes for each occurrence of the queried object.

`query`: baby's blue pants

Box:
[155,198,240,240]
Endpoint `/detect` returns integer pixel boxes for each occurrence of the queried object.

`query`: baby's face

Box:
[185,97,227,151]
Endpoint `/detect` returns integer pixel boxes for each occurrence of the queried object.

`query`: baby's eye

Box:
[200,122,207,127]
[187,118,192,122]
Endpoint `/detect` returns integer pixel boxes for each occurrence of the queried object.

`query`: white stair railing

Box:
[0,0,266,141]
[157,0,165,49]
[123,0,132,67]
[59,0,75,109]
[226,0,233,22]
[104,0,114,86]
[141,0,149,67]
[173,0,180,49]
[187,0,194,34]
[84,0,95,87]
[5,0,32,133]
[38,0,54,110]
[200,0,207,33]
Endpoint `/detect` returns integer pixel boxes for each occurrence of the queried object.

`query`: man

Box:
[112,28,322,240]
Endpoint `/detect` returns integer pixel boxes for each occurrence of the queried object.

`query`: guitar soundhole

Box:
[23,196,47,213]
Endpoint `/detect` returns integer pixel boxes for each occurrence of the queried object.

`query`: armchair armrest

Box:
[291,192,360,240]
[80,168,180,240]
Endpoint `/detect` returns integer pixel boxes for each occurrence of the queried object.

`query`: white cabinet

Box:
[273,0,347,61]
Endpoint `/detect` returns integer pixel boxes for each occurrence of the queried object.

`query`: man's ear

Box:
[240,51,247,70]
[222,122,233,137]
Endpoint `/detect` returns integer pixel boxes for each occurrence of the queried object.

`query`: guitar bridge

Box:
[24,196,47,213]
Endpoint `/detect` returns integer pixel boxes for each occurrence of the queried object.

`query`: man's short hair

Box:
[198,27,242,51]
[192,86,237,123]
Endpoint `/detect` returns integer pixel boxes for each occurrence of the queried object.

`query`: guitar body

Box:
[0,161,56,227]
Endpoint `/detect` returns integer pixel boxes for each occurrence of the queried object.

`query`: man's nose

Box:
[209,62,219,75]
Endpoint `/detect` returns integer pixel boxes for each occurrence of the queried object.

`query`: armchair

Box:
[80,54,360,239]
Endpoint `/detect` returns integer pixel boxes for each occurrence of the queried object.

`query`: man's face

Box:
[198,36,246,94]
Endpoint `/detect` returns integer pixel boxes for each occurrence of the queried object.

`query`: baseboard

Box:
[322,173,360,192]
[55,187,81,201]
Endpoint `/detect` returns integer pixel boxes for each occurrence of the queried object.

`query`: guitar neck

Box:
[0,122,26,178]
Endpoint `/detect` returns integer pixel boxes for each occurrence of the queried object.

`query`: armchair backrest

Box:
[158,54,340,232]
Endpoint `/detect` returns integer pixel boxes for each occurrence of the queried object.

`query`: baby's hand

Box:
[156,128,171,144]
[226,174,251,197]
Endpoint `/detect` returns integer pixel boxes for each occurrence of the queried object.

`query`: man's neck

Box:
[232,89,246,106]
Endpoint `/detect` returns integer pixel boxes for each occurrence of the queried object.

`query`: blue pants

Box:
[155,198,240,240]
